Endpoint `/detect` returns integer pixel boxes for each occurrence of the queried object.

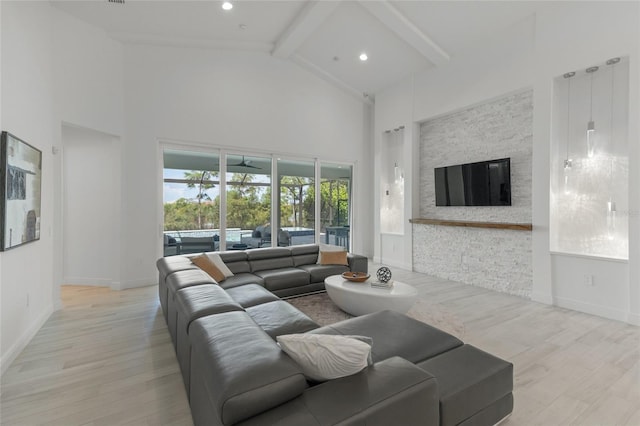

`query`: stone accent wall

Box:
[414,90,533,297]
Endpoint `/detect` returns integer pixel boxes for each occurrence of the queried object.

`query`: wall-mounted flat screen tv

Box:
[435,158,511,206]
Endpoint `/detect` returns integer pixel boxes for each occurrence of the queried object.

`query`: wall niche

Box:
[550,57,629,260]
[380,126,405,234]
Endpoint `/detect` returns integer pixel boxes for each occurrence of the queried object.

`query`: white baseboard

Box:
[118,278,156,290]
[377,259,412,271]
[531,292,553,305]
[627,312,640,326]
[1,304,53,376]
[63,277,113,287]
[554,296,629,323]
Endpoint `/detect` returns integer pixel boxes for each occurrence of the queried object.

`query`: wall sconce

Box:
[586,66,599,158]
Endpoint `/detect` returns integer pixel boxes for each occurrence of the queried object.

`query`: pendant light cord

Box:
[567,77,571,161]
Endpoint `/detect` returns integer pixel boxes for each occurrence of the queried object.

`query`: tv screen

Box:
[435,158,511,206]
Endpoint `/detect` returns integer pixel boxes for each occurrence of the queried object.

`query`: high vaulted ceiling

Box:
[51,0,547,100]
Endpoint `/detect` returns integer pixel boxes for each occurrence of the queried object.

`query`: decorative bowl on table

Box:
[341,272,370,283]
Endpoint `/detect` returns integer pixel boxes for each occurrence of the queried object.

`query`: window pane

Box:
[321,163,351,250]
[163,149,220,256]
[226,154,271,250]
[278,159,315,247]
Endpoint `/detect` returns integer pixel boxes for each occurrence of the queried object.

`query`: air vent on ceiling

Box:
[107,0,125,4]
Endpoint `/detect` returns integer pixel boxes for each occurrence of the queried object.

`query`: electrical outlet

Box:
[584,274,594,286]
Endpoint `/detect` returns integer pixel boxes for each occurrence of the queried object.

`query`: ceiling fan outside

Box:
[229,156,261,170]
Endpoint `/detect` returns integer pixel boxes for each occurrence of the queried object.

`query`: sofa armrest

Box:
[237,356,440,426]
[347,253,368,273]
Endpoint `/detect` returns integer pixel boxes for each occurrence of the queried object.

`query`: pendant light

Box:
[563,72,575,193]
[563,72,575,171]
[606,57,620,239]
[586,66,599,158]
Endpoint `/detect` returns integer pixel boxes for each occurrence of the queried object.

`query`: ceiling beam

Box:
[291,54,373,105]
[358,1,449,66]
[272,1,341,59]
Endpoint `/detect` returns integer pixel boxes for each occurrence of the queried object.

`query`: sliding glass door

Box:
[162,149,220,256]
[225,154,272,250]
[277,159,315,247]
[162,147,353,255]
[321,163,352,249]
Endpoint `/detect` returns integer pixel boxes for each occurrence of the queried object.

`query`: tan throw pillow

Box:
[205,253,234,278]
[319,250,348,266]
[316,243,345,264]
[191,254,225,283]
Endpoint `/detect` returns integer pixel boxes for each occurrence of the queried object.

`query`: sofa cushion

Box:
[166,268,216,295]
[176,285,243,334]
[226,284,280,308]
[157,255,199,281]
[219,251,251,274]
[416,344,513,426]
[218,273,263,290]
[246,300,318,338]
[277,334,372,381]
[191,254,226,282]
[254,268,310,292]
[290,244,320,267]
[309,310,463,364]
[189,311,308,425]
[297,263,349,283]
[248,247,294,272]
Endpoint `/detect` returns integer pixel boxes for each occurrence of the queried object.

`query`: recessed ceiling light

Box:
[222,1,233,11]
[359,53,368,61]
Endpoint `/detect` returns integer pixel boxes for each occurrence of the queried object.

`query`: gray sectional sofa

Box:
[156,244,514,426]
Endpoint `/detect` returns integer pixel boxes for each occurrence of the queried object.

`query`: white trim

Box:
[290,54,373,104]
[550,251,628,263]
[357,0,449,66]
[531,292,553,305]
[553,296,629,323]
[627,312,640,326]
[109,32,273,53]
[272,1,341,59]
[1,304,53,376]
[118,279,157,290]
[63,277,114,287]
[377,259,412,271]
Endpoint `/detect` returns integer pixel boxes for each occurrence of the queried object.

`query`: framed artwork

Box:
[0,131,42,251]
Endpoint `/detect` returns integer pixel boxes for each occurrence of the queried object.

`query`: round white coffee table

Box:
[324,275,418,316]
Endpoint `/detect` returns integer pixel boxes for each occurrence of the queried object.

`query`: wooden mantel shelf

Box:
[409,218,532,231]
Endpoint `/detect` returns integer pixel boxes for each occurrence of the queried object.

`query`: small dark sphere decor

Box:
[376,267,392,283]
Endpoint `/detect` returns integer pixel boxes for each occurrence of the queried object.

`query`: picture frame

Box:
[0,131,43,251]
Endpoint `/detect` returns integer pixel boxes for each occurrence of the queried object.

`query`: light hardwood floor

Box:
[1,266,638,426]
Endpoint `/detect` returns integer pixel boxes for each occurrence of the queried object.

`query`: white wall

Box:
[51,5,124,308]
[1,1,55,373]
[533,2,639,323]
[122,45,369,287]
[1,2,124,373]
[62,125,121,288]
[374,2,640,324]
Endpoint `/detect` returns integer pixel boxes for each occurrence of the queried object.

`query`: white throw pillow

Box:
[277,334,373,381]
[205,253,234,279]
[316,243,346,264]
